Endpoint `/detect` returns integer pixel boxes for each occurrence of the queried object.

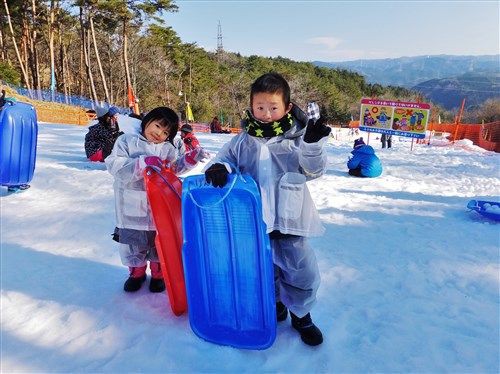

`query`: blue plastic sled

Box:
[0,101,38,187]
[182,173,276,350]
[467,200,500,222]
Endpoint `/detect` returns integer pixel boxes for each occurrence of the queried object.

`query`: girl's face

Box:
[144,120,170,144]
[251,92,292,123]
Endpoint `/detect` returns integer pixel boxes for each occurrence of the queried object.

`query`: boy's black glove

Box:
[303,117,331,143]
[205,163,229,187]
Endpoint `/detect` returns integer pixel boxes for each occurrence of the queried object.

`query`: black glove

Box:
[303,117,331,143]
[184,137,192,144]
[112,130,123,140]
[205,163,229,188]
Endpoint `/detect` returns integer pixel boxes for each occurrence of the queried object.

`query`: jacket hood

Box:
[286,103,308,138]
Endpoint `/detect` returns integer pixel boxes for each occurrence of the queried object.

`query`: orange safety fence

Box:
[349,120,500,153]
[190,122,242,134]
[427,122,500,152]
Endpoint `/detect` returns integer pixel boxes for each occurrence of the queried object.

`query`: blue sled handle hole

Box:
[187,173,240,209]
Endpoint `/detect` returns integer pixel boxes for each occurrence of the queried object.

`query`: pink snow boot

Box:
[149,262,165,293]
[123,265,147,292]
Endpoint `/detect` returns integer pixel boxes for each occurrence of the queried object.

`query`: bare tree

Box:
[0,27,7,62]
[89,15,110,102]
[79,5,98,103]
[3,0,31,90]
[29,0,41,91]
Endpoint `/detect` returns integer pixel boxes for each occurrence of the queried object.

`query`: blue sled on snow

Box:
[467,200,500,222]
[182,173,276,350]
[0,99,38,188]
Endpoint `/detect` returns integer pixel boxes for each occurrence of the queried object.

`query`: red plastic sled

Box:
[144,166,187,316]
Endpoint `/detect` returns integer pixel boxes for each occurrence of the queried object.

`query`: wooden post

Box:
[411,138,414,151]
[427,122,434,145]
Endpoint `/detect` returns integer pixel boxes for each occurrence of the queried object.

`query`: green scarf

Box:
[244,110,293,138]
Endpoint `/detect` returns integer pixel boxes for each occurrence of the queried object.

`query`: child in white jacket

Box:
[106,107,206,293]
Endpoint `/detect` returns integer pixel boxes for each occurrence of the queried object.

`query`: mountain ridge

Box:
[313,54,499,109]
[313,54,499,87]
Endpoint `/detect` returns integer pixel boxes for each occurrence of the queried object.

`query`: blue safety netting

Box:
[3,82,129,114]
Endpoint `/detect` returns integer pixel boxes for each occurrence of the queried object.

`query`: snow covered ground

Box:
[1,123,499,373]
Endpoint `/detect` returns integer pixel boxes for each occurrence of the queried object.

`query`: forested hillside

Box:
[0,0,423,125]
[2,1,497,124]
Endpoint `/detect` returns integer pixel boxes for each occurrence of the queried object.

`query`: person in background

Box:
[173,135,186,158]
[180,123,201,151]
[209,116,230,134]
[381,133,392,148]
[129,112,144,120]
[204,72,331,346]
[105,107,208,293]
[85,106,123,162]
[347,137,383,177]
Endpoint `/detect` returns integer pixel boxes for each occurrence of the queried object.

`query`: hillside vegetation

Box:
[1,0,422,125]
[2,1,497,123]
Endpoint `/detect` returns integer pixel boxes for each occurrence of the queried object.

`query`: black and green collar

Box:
[244,110,294,138]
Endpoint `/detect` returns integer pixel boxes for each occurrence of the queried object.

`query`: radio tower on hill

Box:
[216,20,224,61]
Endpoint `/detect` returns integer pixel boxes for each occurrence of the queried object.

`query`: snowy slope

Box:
[1,123,499,373]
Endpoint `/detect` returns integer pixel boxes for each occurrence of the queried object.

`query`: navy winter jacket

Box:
[347,145,382,177]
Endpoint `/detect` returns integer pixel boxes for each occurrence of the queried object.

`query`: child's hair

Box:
[250,72,291,107]
[140,107,179,143]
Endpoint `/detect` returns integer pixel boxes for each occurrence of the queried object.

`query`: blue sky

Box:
[163,0,499,62]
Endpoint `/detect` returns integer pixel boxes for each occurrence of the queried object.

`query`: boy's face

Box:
[251,92,292,123]
[144,120,170,144]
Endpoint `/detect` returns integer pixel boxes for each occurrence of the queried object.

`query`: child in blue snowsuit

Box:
[347,137,382,177]
[204,72,331,346]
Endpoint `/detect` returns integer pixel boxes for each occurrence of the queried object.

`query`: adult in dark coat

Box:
[84,106,123,162]
[381,133,392,148]
[209,116,230,133]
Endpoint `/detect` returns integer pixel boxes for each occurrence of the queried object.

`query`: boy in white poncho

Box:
[204,73,331,346]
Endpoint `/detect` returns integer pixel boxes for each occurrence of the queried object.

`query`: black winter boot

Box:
[290,312,323,346]
[276,301,288,322]
[149,262,166,293]
[124,266,147,292]
[149,278,166,293]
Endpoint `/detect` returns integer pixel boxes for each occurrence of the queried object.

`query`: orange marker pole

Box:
[453,98,466,143]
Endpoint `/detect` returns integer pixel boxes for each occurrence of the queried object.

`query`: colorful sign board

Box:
[359,99,431,139]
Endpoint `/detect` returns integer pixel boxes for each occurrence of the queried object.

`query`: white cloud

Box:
[304,36,364,61]
[307,36,343,50]
[303,36,402,62]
